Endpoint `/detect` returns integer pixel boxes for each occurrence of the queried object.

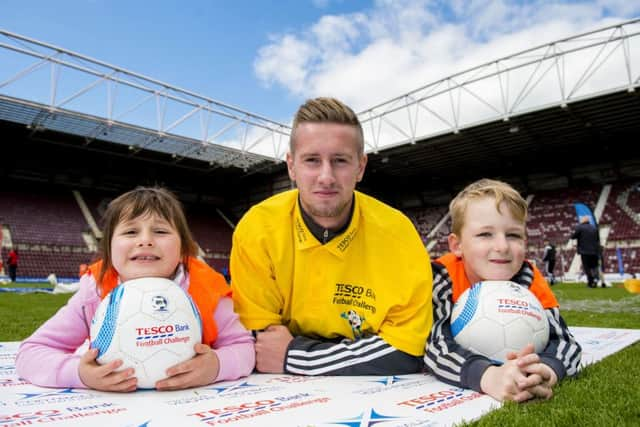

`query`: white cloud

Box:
[254,35,315,95]
[254,0,640,149]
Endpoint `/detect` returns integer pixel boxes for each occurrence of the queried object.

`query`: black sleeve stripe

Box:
[285,335,423,375]
[544,307,582,377]
[286,343,396,375]
[288,335,382,359]
[423,265,470,385]
[288,336,389,363]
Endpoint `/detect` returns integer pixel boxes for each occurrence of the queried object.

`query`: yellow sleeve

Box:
[230,218,283,331]
[378,222,434,356]
[379,262,433,356]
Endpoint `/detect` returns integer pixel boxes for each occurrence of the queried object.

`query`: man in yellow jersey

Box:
[230,97,433,375]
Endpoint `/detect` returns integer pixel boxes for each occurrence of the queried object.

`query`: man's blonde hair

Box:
[449,178,527,235]
[290,97,364,154]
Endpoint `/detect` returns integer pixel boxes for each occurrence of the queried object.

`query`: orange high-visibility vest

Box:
[436,253,558,308]
[88,257,231,345]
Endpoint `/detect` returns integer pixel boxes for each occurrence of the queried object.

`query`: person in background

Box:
[425,179,581,402]
[597,244,611,288]
[542,240,557,285]
[571,216,600,288]
[7,248,18,283]
[230,97,433,375]
[17,186,254,391]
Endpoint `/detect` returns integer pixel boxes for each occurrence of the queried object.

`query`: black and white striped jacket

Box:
[424,260,582,392]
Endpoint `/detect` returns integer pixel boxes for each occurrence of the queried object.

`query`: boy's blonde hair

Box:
[98,186,198,283]
[449,178,527,236]
[290,97,364,154]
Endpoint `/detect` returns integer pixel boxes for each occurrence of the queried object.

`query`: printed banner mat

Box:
[1,326,638,427]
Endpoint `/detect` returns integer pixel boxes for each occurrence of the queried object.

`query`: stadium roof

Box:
[1,19,639,188]
[0,29,289,173]
[363,87,640,197]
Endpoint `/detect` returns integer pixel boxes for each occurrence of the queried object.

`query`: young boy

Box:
[424,179,581,402]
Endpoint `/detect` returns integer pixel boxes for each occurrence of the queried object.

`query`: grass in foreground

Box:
[461,282,640,427]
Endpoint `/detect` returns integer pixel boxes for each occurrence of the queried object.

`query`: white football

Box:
[450,281,549,362]
[90,277,202,389]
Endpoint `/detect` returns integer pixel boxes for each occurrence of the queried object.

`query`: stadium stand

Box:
[405,206,448,245]
[601,180,640,242]
[526,185,601,249]
[0,188,235,280]
[187,210,234,255]
[403,181,640,279]
[0,190,87,246]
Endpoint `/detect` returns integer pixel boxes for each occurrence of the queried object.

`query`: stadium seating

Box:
[3,180,640,280]
[187,210,233,254]
[526,185,601,249]
[187,209,234,275]
[408,182,640,278]
[0,191,88,246]
[405,206,448,245]
[600,181,640,242]
[0,189,236,280]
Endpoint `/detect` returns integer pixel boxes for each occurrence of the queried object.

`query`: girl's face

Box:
[110,212,182,282]
[448,197,526,285]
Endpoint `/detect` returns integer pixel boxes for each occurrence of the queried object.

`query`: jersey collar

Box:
[293,191,361,257]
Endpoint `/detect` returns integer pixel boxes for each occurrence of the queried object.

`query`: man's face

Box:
[287,122,367,229]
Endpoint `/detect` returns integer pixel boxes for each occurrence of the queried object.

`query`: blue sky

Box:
[1,0,638,155]
[1,0,371,123]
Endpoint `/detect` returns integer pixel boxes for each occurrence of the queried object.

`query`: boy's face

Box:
[111,213,182,282]
[448,197,526,285]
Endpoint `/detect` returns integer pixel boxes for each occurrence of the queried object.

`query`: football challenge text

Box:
[135,323,193,347]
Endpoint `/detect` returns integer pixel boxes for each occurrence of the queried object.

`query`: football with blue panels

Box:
[450,281,549,362]
[90,277,202,389]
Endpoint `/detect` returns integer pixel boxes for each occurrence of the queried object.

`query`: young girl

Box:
[16,186,255,392]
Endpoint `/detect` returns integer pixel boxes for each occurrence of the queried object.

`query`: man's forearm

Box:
[285,335,423,375]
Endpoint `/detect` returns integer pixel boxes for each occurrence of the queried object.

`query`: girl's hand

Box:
[78,348,137,392]
[155,343,220,391]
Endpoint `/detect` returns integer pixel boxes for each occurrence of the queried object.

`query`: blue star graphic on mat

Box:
[204,381,256,394]
[369,375,412,386]
[329,408,405,426]
[18,388,83,400]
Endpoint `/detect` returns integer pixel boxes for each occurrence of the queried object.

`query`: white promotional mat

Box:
[1,327,638,427]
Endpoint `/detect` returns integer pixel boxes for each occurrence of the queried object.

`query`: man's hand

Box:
[255,325,294,373]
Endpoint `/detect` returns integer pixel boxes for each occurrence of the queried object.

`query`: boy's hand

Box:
[480,359,535,402]
[513,351,558,399]
[155,343,220,391]
[502,343,557,400]
[78,348,137,392]
[481,343,556,402]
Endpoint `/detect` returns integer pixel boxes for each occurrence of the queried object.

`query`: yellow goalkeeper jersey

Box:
[230,189,432,356]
